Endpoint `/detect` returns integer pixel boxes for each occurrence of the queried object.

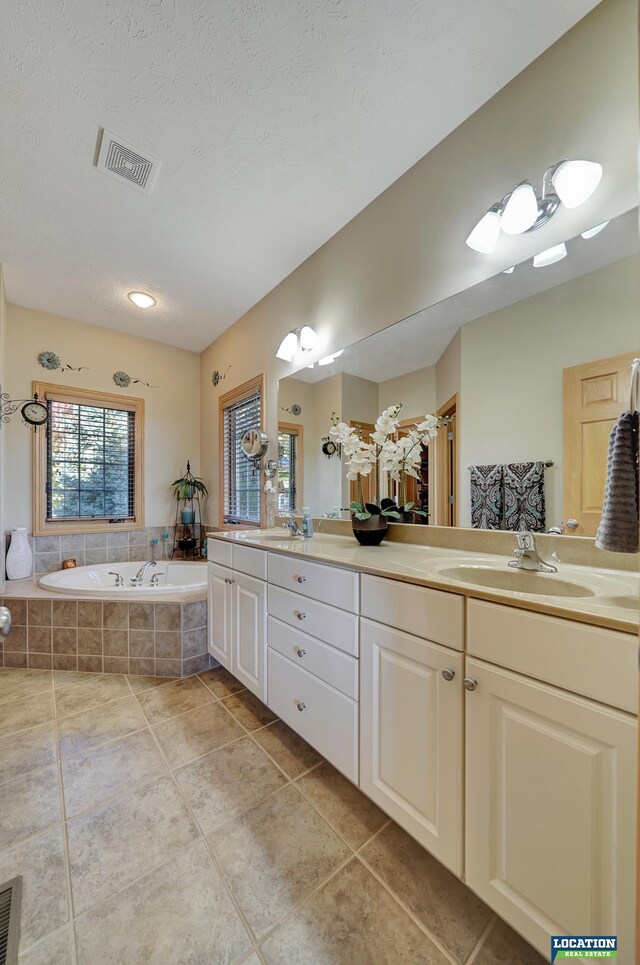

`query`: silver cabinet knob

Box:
[296,701,306,712]
[296,648,306,658]
[0,606,11,639]
[566,519,579,531]
[296,575,306,583]
[441,668,455,681]
[463,677,477,692]
[296,612,306,621]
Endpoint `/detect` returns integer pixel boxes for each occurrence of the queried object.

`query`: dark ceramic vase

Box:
[351,512,387,546]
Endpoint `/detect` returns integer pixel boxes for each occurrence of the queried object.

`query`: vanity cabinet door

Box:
[207,562,232,671]
[465,657,637,962]
[231,572,267,702]
[360,619,464,875]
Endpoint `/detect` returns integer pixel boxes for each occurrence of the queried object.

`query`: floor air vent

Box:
[0,876,21,965]
[96,130,160,194]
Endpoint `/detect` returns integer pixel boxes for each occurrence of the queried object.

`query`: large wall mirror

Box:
[278,207,638,535]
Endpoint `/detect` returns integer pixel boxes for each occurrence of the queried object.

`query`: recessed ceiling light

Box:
[127,291,156,309]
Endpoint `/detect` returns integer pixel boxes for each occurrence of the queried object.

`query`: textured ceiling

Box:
[0,0,600,351]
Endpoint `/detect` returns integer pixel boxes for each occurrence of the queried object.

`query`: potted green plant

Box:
[172,462,208,550]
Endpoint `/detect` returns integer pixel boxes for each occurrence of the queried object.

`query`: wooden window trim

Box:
[33,381,145,536]
[436,393,459,527]
[218,374,265,530]
[278,421,304,512]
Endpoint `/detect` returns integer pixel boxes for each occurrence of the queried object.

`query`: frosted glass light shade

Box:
[276,331,298,361]
[552,160,602,209]
[501,183,539,235]
[318,350,344,366]
[466,209,501,253]
[299,325,319,351]
[533,243,567,268]
[581,221,609,239]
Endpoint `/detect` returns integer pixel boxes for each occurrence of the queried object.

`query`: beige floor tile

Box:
[360,822,492,962]
[176,736,287,834]
[55,674,130,719]
[261,857,448,965]
[152,700,245,768]
[0,721,57,784]
[67,774,199,914]
[57,696,146,759]
[209,784,350,938]
[74,840,250,965]
[0,691,54,739]
[136,675,215,724]
[473,918,546,965]
[253,720,323,779]
[220,690,277,731]
[198,666,246,698]
[18,924,74,965]
[0,827,68,949]
[0,670,52,705]
[296,762,387,849]
[0,764,61,852]
[61,730,167,817]
[126,674,172,694]
[240,955,261,965]
[53,671,97,690]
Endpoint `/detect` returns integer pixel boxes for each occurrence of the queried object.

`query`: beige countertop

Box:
[208,529,639,634]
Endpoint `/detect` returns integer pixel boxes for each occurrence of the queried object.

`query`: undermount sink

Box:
[237,530,303,542]
[436,564,595,598]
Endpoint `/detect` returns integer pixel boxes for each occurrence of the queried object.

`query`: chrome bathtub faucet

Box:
[508,532,557,573]
[108,571,124,587]
[131,560,157,586]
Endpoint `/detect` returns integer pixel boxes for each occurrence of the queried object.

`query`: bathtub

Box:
[39,561,207,596]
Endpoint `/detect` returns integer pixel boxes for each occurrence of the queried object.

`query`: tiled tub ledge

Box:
[0,593,210,678]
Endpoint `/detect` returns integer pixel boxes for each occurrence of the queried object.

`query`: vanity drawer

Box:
[268,553,359,613]
[267,648,358,782]
[267,616,358,700]
[467,600,638,714]
[361,575,464,651]
[207,538,232,568]
[268,585,358,656]
[232,544,267,581]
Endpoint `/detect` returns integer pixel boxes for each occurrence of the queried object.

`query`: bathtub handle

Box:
[150,573,166,586]
[108,571,124,587]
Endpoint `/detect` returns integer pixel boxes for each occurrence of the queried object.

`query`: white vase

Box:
[6,528,33,580]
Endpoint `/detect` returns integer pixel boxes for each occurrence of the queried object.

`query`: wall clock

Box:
[21,399,49,426]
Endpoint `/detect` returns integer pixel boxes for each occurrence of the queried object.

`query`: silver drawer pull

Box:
[296,648,306,658]
[441,668,455,682]
[296,612,306,621]
[463,677,477,692]
[296,701,306,712]
[296,575,306,583]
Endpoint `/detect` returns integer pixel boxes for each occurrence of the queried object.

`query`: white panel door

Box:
[231,572,267,701]
[360,618,464,875]
[207,562,232,670]
[465,657,637,962]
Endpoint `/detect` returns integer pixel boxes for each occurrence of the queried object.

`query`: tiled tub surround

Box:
[0,665,545,964]
[0,597,209,677]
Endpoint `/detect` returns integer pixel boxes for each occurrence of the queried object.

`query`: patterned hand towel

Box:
[470,465,503,529]
[595,411,639,554]
[503,462,545,533]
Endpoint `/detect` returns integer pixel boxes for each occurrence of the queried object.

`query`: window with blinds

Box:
[278,430,298,514]
[46,400,136,520]
[222,388,262,524]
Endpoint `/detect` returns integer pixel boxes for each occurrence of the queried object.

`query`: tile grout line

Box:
[464,914,498,965]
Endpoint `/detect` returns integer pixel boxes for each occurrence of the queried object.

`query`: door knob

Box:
[566,519,579,532]
[441,668,455,681]
[0,606,11,639]
[463,677,477,692]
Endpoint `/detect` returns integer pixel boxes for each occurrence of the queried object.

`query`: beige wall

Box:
[459,255,639,527]
[378,365,436,419]
[200,0,639,526]
[435,330,461,411]
[0,268,6,582]
[3,304,201,531]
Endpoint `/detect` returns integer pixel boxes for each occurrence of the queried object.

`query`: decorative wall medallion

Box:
[211,365,231,387]
[37,351,88,373]
[112,371,157,389]
[281,403,302,416]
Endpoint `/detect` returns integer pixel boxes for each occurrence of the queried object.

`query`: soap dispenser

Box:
[302,507,314,538]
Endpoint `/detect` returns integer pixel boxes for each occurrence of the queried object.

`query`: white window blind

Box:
[46,400,135,520]
[277,430,297,514]
[223,389,262,524]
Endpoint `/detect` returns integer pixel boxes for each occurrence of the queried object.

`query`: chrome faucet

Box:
[131,560,157,585]
[508,532,557,573]
[108,571,124,587]
[283,516,304,537]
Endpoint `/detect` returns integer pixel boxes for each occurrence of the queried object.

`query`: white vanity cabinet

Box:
[207,539,267,701]
[465,601,638,961]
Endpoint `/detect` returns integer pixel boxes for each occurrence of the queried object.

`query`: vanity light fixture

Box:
[533,242,567,268]
[502,266,516,274]
[318,350,344,366]
[466,159,603,254]
[581,221,609,240]
[127,291,156,309]
[276,326,320,362]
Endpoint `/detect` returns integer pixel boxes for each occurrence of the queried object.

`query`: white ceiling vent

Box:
[96,130,160,194]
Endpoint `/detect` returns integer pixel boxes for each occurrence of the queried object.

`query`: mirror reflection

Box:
[278,208,639,535]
